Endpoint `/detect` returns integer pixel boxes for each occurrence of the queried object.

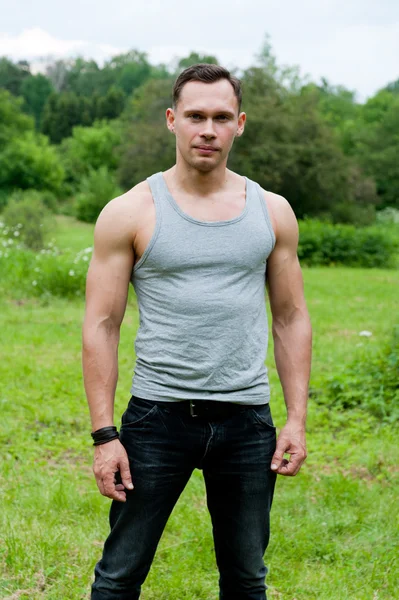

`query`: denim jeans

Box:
[91,396,277,600]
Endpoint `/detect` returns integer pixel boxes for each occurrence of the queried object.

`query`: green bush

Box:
[313,327,399,423]
[298,220,398,268]
[58,120,122,191]
[0,131,65,195]
[1,191,55,250]
[74,166,122,223]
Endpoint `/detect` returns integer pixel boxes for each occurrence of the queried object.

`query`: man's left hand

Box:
[271,422,307,476]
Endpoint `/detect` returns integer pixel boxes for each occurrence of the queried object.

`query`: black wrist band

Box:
[91,426,119,446]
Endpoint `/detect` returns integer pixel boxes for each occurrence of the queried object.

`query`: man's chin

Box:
[188,157,221,173]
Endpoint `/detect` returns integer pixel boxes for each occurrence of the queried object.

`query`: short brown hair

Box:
[173,64,242,112]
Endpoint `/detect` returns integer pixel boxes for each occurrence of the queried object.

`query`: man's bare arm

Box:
[266,194,312,476]
[82,197,135,501]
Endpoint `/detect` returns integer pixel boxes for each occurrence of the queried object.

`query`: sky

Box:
[1,0,398,102]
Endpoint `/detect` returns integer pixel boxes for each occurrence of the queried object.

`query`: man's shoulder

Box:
[100,180,153,219]
[248,181,295,238]
[94,180,155,246]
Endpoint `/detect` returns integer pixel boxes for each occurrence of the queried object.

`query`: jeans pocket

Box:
[121,396,159,428]
[251,404,276,430]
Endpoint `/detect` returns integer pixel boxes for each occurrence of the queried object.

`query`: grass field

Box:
[0,217,398,599]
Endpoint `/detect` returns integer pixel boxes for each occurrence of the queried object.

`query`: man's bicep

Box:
[266,202,305,319]
[85,210,135,327]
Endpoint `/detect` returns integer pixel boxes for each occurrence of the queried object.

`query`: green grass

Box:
[52,215,94,253]
[0,217,398,599]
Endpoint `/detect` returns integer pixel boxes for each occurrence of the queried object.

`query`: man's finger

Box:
[103,476,127,502]
[119,459,134,490]
[271,443,288,472]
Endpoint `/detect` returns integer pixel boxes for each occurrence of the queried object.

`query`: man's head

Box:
[166,63,246,173]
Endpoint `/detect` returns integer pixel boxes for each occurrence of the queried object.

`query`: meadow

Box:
[0,217,398,600]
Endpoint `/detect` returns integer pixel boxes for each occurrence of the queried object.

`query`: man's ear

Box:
[236,111,246,137]
[166,108,175,134]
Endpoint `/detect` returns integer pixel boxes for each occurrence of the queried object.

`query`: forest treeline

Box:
[1,41,398,224]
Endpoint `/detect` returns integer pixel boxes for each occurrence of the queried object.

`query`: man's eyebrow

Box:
[183,108,236,117]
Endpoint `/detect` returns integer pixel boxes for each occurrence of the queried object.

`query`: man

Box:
[83,64,312,600]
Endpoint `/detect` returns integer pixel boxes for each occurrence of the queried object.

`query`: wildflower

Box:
[82,255,89,261]
[69,270,75,277]
[359,331,372,337]
[14,231,20,237]
[34,267,40,272]
[32,280,37,286]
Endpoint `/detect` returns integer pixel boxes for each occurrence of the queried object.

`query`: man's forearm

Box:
[82,319,120,431]
[272,311,312,426]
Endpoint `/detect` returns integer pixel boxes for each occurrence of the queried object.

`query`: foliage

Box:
[0,89,34,148]
[353,91,399,208]
[41,91,94,143]
[59,120,123,190]
[1,191,55,250]
[176,52,219,71]
[313,327,399,423]
[74,166,122,223]
[298,220,398,268]
[20,73,54,128]
[0,57,30,96]
[0,222,90,298]
[0,131,65,195]
[96,86,126,120]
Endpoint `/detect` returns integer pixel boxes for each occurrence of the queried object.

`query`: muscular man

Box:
[83,63,312,600]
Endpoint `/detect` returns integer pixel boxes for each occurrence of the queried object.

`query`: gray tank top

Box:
[130,172,275,404]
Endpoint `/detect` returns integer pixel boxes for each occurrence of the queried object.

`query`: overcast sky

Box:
[1,0,398,101]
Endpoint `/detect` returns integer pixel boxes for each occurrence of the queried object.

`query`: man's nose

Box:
[200,119,216,139]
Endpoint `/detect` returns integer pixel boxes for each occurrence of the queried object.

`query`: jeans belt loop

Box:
[190,400,198,417]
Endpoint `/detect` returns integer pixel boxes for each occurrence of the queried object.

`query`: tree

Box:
[96,86,126,120]
[59,120,122,189]
[354,91,399,208]
[0,90,34,149]
[0,57,31,96]
[45,58,72,92]
[21,73,54,128]
[41,92,95,143]
[176,52,219,71]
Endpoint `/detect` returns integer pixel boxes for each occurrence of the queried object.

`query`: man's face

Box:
[166,79,246,173]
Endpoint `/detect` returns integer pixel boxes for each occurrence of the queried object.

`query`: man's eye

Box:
[190,114,202,120]
[216,115,228,121]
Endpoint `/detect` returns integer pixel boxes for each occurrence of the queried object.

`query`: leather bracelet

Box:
[91,426,119,446]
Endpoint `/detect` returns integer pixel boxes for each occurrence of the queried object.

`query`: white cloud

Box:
[0,27,123,66]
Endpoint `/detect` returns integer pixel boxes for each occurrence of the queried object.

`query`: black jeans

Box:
[91,396,277,600]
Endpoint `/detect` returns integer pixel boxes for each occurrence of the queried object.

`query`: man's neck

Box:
[168,162,230,197]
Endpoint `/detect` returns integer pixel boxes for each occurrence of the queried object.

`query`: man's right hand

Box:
[93,438,133,502]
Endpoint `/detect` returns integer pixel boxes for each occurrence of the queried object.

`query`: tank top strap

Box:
[245,178,276,249]
[146,172,166,213]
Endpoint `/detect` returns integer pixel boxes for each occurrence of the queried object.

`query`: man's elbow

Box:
[271,303,311,336]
